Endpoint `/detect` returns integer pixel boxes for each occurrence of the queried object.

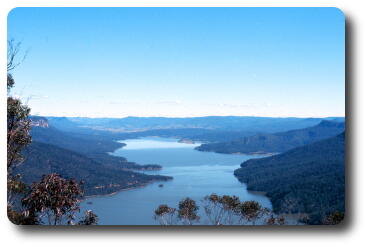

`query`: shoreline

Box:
[86,140,173,199]
[247,190,268,196]
[83,178,172,200]
[83,184,149,199]
[98,137,269,201]
[108,141,164,171]
[195,148,278,157]
[80,139,174,200]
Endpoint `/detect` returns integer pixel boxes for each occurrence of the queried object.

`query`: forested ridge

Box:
[234,132,345,224]
[15,141,172,196]
[30,118,164,172]
[30,122,124,155]
[196,120,344,154]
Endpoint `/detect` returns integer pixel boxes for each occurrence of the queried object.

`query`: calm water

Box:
[80,137,272,225]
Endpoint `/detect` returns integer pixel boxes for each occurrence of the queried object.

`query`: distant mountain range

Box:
[196,120,345,154]
[234,132,345,224]
[45,115,344,133]
[40,115,345,144]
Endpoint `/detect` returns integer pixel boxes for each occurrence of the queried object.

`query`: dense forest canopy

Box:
[15,141,172,196]
[234,132,345,224]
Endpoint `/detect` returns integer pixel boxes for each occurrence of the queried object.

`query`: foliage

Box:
[7,95,32,174]
[7,39,32,224]
[203,194,241,225]
[6,40,98,225]
[22,174,83,225]
[7,205,39,225]
[177,197,200,225]
[155,194,286,225]
[8,172,99,225]
[265,214,286,225]
[238,201,266,224]
[154,204,177,225]
[234,133,345,224]
[323,211,344,225]
[7,174,27,206]
[7,73,15,91]
[203,194,285,225]
[78,210,99,225]
[153,198,201,226]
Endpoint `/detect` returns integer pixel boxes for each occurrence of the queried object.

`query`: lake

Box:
[80,137,272,225]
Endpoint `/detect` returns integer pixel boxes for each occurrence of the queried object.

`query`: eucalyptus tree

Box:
[6,40,98,225]
[155,194,287,226]
[154,204,177,225]
[6,40,34,224]
[177,197,200,225]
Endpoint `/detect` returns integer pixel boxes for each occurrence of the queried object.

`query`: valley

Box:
[17,115,346,224]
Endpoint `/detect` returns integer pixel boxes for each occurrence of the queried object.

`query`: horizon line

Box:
[32,114,346,119]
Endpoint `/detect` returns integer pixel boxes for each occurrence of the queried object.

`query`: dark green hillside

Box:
[31,125,124,155]
[31,119,165,171]
[15,141,172,196]
[31,126,165,171]
[234,132,345,224]
[196,120,344,154]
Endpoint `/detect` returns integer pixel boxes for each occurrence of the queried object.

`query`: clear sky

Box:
[7,7,345,118]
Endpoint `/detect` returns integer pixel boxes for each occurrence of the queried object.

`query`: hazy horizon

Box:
[33,114,345,119]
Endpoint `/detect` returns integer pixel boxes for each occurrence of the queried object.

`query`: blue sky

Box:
[7,7,345,118]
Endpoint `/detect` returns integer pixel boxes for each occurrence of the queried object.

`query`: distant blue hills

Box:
[40,115,344,143]
[43,115,344,131]
[196,120,345,154]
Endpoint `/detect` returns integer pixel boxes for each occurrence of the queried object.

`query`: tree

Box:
[78,210,99,225]
[203,194,241,225]
[153,198,200,225]
[7,40,32,171]
[6,40,98,225]
[7,97,32,173]
[323,211,344,225]
[7,40,34,224]
[155,194,287,225]
[238,201,266,224]
[154,204,176,225]
[203,194,273,225]
[22,174,84,225]
[7,40,31,175]
[7,205,39,225]
[7,39,27,72]
[177,197,200,225]
[266,214,286,225]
